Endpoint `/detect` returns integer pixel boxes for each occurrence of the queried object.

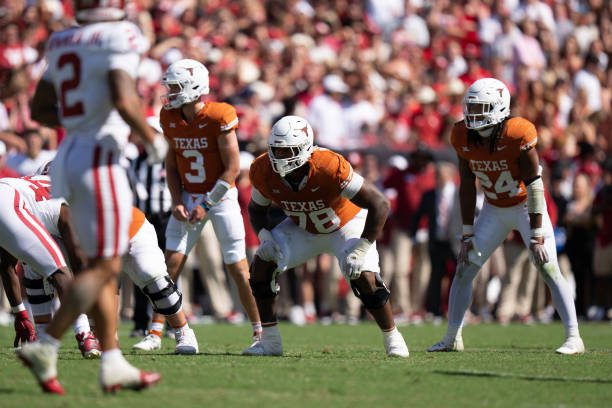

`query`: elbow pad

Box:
[525,176,545,215]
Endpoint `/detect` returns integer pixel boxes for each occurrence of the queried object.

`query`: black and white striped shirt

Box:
[130,153,172,216]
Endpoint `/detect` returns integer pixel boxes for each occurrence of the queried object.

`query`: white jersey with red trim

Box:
[43,21,149,144]
[0,176,65,236]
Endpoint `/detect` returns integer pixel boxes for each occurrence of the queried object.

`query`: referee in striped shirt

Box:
[128,117,172,337]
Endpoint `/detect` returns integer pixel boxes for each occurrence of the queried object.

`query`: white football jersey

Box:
[43,21,149,145]
[0,176,65,236]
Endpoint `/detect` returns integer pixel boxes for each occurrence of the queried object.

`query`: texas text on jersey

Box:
[451,116,538,207]
[160,102,238,194]
[250,147,363,234]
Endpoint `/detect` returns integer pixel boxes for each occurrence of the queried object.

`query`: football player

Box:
[243,115,409,357]
[0,173,100,358]
[132,58,261,352]
[428,78,584,354]
[126,207,197,354]
[19,0,163,394]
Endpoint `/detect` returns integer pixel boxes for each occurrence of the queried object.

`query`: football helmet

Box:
[73,0,126,23]
[268,116,314,177]
[161,59,209,110]
[463,78,511,131]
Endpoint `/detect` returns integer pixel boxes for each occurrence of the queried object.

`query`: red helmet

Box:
[73,0,126,23]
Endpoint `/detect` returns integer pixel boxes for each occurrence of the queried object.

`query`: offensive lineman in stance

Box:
[428,78,584,354]
[243,115,409,357]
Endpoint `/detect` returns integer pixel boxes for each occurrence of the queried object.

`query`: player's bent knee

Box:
[249,258,278,299]
[351,273,390,310]
[142,276,182,316]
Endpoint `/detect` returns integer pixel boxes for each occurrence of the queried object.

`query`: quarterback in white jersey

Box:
[19,0,162,395]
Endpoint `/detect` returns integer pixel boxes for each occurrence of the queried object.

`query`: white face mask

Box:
[477,126,494,138]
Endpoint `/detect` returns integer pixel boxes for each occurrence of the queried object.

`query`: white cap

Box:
[0,140,5,156]
[388,155,408,170]
[239,151,255,171]
[323,74,348,94]
[417,86,437,104]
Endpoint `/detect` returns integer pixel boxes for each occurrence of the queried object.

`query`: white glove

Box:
[256,229,282,263]
[342,238,372,280]
[145,134,169,164]
[529,237,549,265]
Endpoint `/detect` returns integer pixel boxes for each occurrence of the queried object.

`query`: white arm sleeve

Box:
[251,187,271,206]
[525,177,545,215]
[340,172,364,200]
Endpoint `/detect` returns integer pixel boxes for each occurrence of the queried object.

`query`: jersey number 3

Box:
[58,52,84,117]
[183,150,206,183]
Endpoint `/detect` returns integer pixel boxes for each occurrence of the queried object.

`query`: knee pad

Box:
[249,260,279,299]
[351,274,390,310]
[142,276,182,316]
[24,276,55,315]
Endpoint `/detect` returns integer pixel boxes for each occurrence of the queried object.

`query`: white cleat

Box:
[16,341,64,394]
[427,336,464,352]
[242,326,282,356]
[132,334,162,351]
[100,355,161,393]
[174,328,198,355]
[555,336,585,355]
[384,329,410,358]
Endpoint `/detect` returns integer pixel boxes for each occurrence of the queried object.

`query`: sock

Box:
[304,302,316,316]
[39,331,60,352]
[173,321,189,331]
[150,319,165,337]
[382,326,398,337]
[74,314,91,335]
[11,303,26,313]
[101,348,123,364]
[539,262,580,338]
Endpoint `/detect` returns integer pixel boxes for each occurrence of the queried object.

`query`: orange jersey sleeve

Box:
[451,117,537,207]
[128,207,146,240]
[160,102,238,194]
[250,148,361,234]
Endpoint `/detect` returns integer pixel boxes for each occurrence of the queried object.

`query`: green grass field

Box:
[0,322,610,408]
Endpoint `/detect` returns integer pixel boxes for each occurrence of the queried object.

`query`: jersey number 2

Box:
[58,53,84,117]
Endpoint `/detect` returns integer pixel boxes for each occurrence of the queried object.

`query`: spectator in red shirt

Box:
[591,159,612,320]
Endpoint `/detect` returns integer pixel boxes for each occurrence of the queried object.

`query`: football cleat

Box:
[76,331,102,359]
[384,330,409,358]
[555,336,585,355]
[427,336,464,352]
[242,326,282,356]
[174,327,198,355]
[16,341,64,395]
[132,333,162,351]
[100,356,161,393]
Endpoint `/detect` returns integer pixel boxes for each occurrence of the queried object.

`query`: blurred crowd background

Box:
[0,0,610,330]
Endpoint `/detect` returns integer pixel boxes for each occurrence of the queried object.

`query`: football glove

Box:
[145,134,169,164]
[256,229,282,263]
[529,236,549,265]
[342,238,372,280]
[14,310,36,347]
[458,234,475,265]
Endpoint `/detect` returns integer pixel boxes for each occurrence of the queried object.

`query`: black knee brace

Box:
[143,276,183,315]
[24,277,54,304]
[249,261,279,299]
[351,274,390,310]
